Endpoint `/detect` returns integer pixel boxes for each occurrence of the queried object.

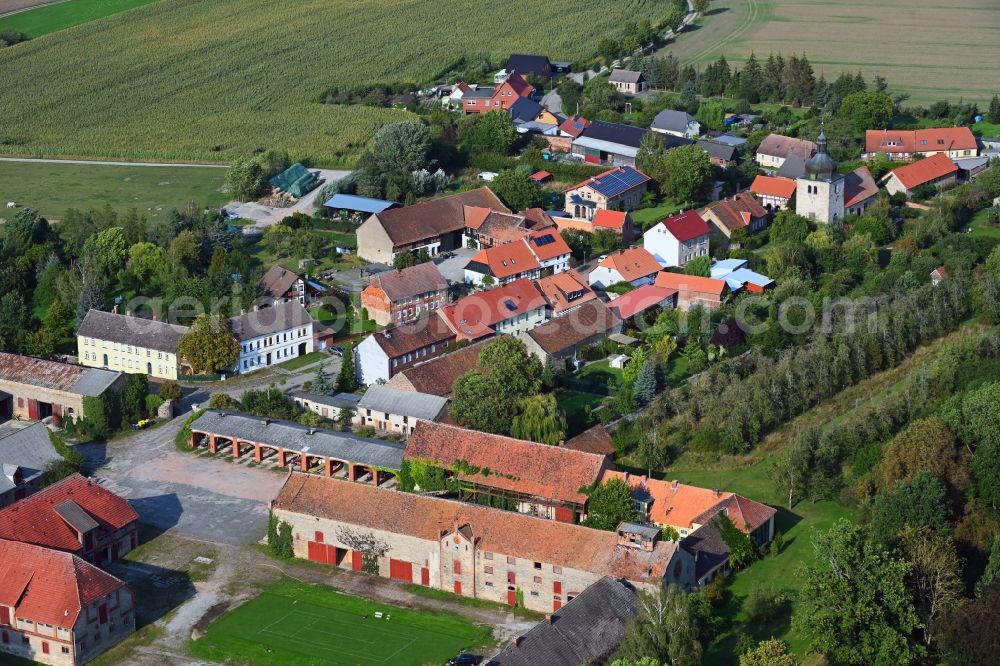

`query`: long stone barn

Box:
[270,473,695,615]
[187,411,404,486]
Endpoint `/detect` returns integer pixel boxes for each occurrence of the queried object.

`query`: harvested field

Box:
[664,0,1000,105]
[0,0,664,164]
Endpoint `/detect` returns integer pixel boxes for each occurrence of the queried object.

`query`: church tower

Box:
[795,132,845,223]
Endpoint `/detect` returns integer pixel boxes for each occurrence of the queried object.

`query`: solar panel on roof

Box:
[534,234,555,246]
[504,299,518,311]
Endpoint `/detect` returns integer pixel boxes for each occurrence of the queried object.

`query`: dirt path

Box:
[0,157,227,168]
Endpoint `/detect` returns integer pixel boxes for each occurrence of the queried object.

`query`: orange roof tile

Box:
[865,127,977,155]
[469,240,540,280]
[750,175,797,200]
[888,153,958,190]
[593,209,628,231]
[438,279,546,340]
[563,425,615,456]
[608,285,677,319]
[598,248,661,282]
[535,270,597,315]
[273,473,680,583]
[406,421,610,505]
[654,272,728,297]
[526,230,571,262]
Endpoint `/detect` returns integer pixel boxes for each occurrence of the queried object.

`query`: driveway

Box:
[434,247,476,284]
[226,168,351,228]
[81,417,286,545]
[324,263,392,292]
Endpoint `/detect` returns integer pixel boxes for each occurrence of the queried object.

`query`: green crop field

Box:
[664,0,1000,105]
[0,160,227,223]
[0,0,665,165]
[0,0,160,38]
[189,579,492,666]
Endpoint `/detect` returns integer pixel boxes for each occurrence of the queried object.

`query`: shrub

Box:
[145,394,165,417]
[159,381,183,402]
[743,585,788,624]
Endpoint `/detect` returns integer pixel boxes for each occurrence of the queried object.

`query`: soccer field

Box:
[189,580,492,666]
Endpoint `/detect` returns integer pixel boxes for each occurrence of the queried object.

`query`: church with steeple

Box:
[795,131,845,223]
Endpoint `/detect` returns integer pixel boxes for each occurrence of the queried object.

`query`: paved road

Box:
[541,88,563,115]
[0,157,227,168]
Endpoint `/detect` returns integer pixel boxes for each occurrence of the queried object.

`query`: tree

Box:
[988,94,1000,125]
[739,639,797,666]
[616,585,702,666]
[208,393,239,410]
[871,472,952,545]
[633,360,658,406]
[938,583,1000,666]
[393,251,417,269]
[119,374,149,427]
[799,520,923,666]
[177,315,239,375]
[660,144,713,203]
[462,109,517,154]
[900,527,963,648]
[81,227,128,279]
[636,130,668,184]
[313,363,333,396]
[127,242,166,286]
[450,337,542,435]
[769,210,811,244]
[159,381,183,402]
[557,79,584,116]
[875,417,969,493]
[451,371,505,433]
[684,256,711,277]
[372,121,431,172]
[491,169,542,211]
[976,536,1000,597]
[510,393,567,445]
[694,0,710,13]
[226,156,266,201]
[581,77,621,117]
[714,513,759,570]
[583,477,637,531]
[335,344,357,392]
[839,91,894,131]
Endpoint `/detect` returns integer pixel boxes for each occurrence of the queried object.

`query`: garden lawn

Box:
[0,160,227,224]
[0,0,160,38]
[630,200,685,230]
[555,389,604,437]
[278,351,326,371]
[969,207,1000,241]
[189,578,491,666]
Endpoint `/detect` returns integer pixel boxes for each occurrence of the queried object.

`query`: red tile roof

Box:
[535,270,597,315]
[521,207,558,231]
[593,209,629,231]
[750,175,797,200]
[273,473,680,584]
[504,71,533,97]
[438,279,546,340]
[0,538,127,629]
[386,337,494,396]
[563,425,615,456]
[0,474,138,554]
[888,153,958,190]
[524,300,621,354]
[608,285,677,320]
[655,272,728,297]
[559,115,591,138]
[531,170,552,182]
[526,230,571,262]
[405,422,610,505]
[469,240,541,280]
[659,209,711,243]
[702,192,768,233]
[597,248,662,282]
[865,127,977,155]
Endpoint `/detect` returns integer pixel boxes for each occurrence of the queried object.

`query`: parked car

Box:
[446,654,480,666]
[328,346,344,357]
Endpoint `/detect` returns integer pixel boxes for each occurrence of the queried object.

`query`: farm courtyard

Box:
[664,0,1000,105]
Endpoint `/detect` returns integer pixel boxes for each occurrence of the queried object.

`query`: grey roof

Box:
[0,422,62,494]
[651,109,697,133]
[955,156,991,170]
[618,521,661,539]
[681,522,730,583]
[714,134,748,147]
[54,500,100,533]
[190,410,404,470]
[0,352,121,397]
[289,390,362,411]
[487,577,639,666]
[609,69,644,84]
[77,309,188,354]
[579,120,648,150]
[463,85,496,99]
[227,301,313,341]
[357,385,448,421]
[776,154,808,179]
[698,139,738,161]
[368,263,447,302]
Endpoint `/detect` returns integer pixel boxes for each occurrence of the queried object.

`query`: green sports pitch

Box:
[189,580,492,666]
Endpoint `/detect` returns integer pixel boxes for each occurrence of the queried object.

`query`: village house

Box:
[187,410,404,486]
[354,384,448,437]
[519,301,622,365]
[486,576,639,666]
[573,121,691,167]
[386,337,494,397]
[77,309,187,380]
[931,266,948,286]
[701,192,770,242]
[535,270,598,317]
[0,422,62,508]
[698,139,739,168]
[505,54,553,78]
[230,301,314,374]
[843,165,880,216]
[525,229,572,275]
[0,538,135,666]
[405,421,612,523]
[604,471,776,546]
[289,390,360,421]
[438,279,548,342]
[750,175,797,212]
[464,208,533,249]
[654,272,730,310]
[643,209,711,268]
[270,473,696,614]
[679,522,730,587]
[558,115,590,139]
[258,265,326,305]
[864,127,978,161]
[651,109,700,140]
[461,73,533,114]
[357,188,509,264]
[607,285,678,322]
[588,247,662,289]
[0,352,123,425]
[563,166,651,221]
[464,239,542,286]
[710,259,775,294]
[883,153,959,199]
[755,134,816,171]
[355,314,457,384]
[360,262,448,327]
[0,473,139,566]
[609,69,646,95]
[553,209,638,245]
[561,424,615,456]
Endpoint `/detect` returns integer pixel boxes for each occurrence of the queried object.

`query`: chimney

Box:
[514,636,525,646]
[260,419,269,426]
[308,428,315,435]
[671,480,679,491]
[112,305,119,314]
[151,314,158,321]
[714,488,721,496]
[253,305,259,312]
[126,309,133,317]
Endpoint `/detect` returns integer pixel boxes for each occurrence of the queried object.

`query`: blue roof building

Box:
[324,193,399,215]
[711,259,774,293]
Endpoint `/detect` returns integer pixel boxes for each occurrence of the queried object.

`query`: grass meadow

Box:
[0,0,159,37]
[664,0,1000,105]
[0,160,227,222]
[0,0,665,164]
[189,578,491,666]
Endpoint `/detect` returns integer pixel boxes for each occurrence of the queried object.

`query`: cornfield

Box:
[0,0,662,165]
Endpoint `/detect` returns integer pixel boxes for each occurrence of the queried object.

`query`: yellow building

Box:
[76,309,188,380]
